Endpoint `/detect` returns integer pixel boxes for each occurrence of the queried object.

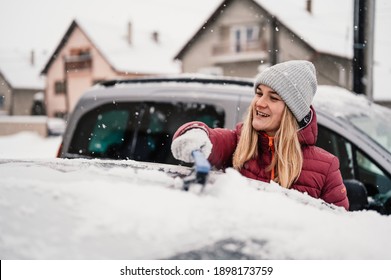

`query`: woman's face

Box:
[252,84,286,136]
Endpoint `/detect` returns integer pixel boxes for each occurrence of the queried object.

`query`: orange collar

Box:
[265,134,275,180]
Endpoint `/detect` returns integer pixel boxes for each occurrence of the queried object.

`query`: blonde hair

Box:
[233,104,303,188]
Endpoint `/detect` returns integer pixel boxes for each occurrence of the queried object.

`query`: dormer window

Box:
[212,23,265,56]
[64,48,92,71]
[0,95,5,109]
[231,25,260,53]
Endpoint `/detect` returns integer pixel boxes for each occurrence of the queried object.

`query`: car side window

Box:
[317,125,354,180]
[355,150,391,196]
[69,101,225,164]
[317,125,391,197]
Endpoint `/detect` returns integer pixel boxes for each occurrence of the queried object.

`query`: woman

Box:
[171,60,349,210]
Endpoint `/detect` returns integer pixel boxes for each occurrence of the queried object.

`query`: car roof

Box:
[314,85,390,119]
[98,74,254,87]
[314,86,391,171]
[82,75,254,100]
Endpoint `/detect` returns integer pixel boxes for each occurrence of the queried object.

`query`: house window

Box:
[55,81,66,94]
[0,95,4,108]
[231,25,260,53]
[234,29,241,52]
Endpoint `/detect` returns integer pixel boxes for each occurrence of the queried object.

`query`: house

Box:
[41,19,180,118]
[175,0,353,91]
[0,49,45,116]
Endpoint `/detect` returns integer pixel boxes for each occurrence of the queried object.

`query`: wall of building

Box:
[278,28,314,62]
[0,116,48,137]
[11,88,40,115]
[313,54,352,90]
[0,75,42,116]
[179,24,217,74]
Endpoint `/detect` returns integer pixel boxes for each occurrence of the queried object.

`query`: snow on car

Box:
[1,156,391,259]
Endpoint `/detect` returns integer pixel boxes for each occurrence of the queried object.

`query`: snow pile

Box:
[0,132,62,159]
[1,133,391,259]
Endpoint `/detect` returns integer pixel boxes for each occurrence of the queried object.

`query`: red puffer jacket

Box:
[173,107,349,210]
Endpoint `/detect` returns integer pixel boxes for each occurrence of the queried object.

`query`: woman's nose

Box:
[255,95,267,107]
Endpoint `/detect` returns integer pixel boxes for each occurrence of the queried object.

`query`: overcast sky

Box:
[0,0,221,54]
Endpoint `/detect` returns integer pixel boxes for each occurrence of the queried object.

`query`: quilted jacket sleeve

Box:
[173,121,238,169]
[320,156,350,210]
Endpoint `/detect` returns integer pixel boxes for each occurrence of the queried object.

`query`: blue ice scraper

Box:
[183,150,211,191]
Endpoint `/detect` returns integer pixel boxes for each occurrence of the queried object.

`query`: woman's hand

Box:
[171,129,212,163]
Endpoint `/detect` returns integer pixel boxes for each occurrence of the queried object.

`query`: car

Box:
[58,75,391,214]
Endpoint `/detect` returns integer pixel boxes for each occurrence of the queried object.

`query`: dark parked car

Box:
[58,76,391,214]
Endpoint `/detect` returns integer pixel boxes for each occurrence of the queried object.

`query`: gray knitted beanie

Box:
[254,60,317,122]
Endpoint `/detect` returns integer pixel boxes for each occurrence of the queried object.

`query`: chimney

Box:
[127,22,132,44]
[306,0,312,14]
[30,49,35,66]
[152,31,159,43]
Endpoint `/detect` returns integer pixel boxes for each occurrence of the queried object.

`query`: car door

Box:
[317,124,391,213]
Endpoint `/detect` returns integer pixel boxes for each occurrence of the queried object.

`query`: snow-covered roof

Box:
[254,0,353,58]
[0,49,46,89]
[76,18,181,74]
